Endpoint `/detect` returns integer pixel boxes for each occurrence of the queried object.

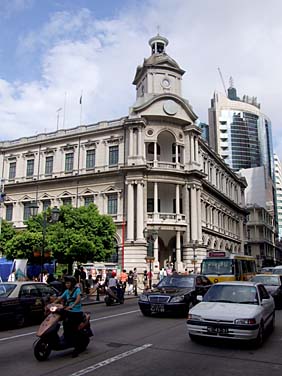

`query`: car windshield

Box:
[157,276,194,288]
[203,284,258,304]
[251,275,280,286]
[0,283,17,297]
[201,259,233,275]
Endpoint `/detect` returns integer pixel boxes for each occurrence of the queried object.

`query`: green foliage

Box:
[0,220,16,255]
[3,204,116,264]
[4,230,42,260]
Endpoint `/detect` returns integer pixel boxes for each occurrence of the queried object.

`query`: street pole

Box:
[41,212,47,282]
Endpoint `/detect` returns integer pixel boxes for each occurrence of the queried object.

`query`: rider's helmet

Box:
[64,275,77,287]
[111,271,116,277]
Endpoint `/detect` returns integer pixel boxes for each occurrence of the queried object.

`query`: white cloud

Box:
[0,0,282,160]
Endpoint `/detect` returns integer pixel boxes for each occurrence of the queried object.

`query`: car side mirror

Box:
[261,298,269,305]
[196,295,203,302]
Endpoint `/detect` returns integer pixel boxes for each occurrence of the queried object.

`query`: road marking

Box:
[0,309,140,342]
[0,331,36,342]
[69,343,152,376]
[90,310,139,322]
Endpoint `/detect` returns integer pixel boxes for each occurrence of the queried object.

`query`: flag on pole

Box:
[79,95,82,105]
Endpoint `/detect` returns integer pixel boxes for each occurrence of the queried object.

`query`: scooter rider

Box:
[54,276,85,358]
[108,271,123,302]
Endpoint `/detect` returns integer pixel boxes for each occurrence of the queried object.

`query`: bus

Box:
[201,251,256,283]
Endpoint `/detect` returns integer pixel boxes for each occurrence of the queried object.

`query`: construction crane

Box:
[217,67,227,96]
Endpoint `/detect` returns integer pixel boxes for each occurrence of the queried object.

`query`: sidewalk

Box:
[81,294,139,306]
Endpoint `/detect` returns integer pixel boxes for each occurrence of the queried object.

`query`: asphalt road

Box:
[1,298,282,376]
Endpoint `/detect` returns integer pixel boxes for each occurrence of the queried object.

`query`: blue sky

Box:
[1,0,282,158]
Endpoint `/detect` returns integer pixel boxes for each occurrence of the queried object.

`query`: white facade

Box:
[0,35,248,273]
[274,153,282,239]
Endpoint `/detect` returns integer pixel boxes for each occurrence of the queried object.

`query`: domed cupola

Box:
[148,34,169,54]
[132,34,185,101]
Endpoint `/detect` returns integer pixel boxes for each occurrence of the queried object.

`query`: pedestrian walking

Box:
[133,267,138,296]
[143,269,148,290]
[119,269,128,291]
[127,271,134,295]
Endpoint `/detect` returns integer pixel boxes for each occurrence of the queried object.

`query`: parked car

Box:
[0,281,59,328]
[138,274,212,316]
[260,267,274,274]
[187,281,275,347]
[272,266,282,275]
[250,274,282,309]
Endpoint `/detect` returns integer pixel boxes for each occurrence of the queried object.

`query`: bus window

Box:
[234,259,241,280]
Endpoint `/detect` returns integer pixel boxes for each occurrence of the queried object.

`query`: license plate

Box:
[207,326,229,335]
[151,304,165,313]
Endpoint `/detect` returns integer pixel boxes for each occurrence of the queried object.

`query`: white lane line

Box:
[0,331,36,342]
[0,309,140,342]
[90,310,139,322]
[69,343,152,376]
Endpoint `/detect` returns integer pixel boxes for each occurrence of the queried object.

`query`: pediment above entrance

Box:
[130,94,197,125]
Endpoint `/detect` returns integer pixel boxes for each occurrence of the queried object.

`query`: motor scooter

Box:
[33,304,93,361]
[104,286,124,306]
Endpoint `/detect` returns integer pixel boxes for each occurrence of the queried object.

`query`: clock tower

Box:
[132,34,185,106]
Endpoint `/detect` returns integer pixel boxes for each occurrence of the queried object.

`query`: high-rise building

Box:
[274,153,282,239]
[209,84,274,179]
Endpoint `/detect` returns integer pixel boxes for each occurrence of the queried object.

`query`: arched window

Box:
[148,142,160,155]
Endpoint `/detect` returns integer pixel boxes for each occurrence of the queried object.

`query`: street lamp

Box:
[192,240,199,274]
[143,227,158,289]
[29,202,60,281]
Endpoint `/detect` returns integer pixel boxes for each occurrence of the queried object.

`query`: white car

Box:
[187,281,275,346]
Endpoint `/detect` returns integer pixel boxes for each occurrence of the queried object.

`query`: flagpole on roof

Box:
[79,90,83,125]
[63,92,67,129]
[56,107,62,130]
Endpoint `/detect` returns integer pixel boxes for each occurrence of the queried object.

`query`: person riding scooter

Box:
[54,276,86,358]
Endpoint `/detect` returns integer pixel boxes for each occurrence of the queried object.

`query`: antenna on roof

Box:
[229,76,234,88]
[217,67,227,96]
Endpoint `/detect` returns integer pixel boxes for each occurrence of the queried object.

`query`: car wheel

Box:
[253,321,264,348]
[141,310,151,317]
[34,339,51,361]
[269,312,275,332]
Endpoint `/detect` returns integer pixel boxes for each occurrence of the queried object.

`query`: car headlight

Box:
[187,314,202,320]
[170,295,185,303]
[234,318,256,325]
[139,294,149,302]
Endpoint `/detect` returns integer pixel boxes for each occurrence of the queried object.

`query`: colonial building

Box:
[0,35,248,273]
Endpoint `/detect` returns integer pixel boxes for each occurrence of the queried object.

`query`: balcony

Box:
[147,161,185,170]
[147,212,186,224]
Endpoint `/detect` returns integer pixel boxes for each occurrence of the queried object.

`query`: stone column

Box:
[127,183,134,240]
[154,142,157,166]
[129,128,133,157]
[175,230,182,272]
[138,127,142,157]
[197,188,202,241]
[190,186,198,241]
[136,182,144,240]
[175,144,178,166]
[195,137,199,163]
[154,182,158,217]
[190,135,194,163]
[175,184,180,215]
[183,184,190,244]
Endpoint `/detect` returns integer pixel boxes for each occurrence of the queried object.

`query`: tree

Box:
[0,220,16,256]
[4,204,116,269]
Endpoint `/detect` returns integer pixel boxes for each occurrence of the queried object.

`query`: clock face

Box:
[163,100,178,116]
[162,78,170,88]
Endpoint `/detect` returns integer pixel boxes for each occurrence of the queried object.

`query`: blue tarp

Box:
[0,258,55,281]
